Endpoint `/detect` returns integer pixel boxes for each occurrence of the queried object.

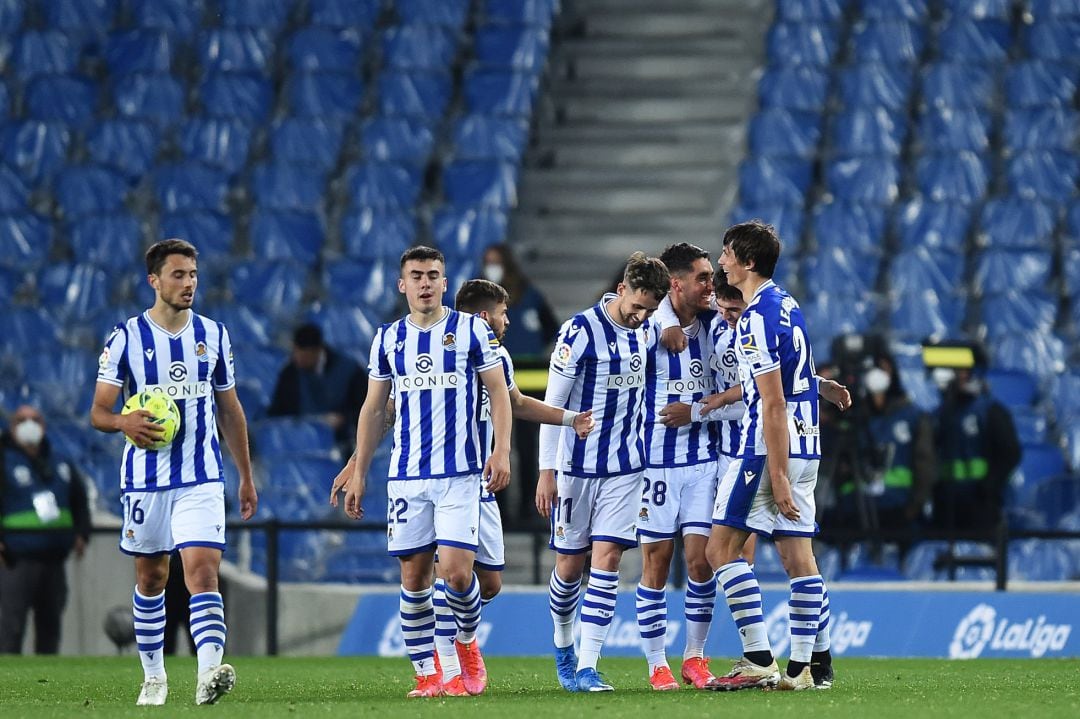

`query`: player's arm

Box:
[480,365,512,493]
[816,375,852,411]
[508,386,594,438]
[756,368,798,521]
[340,377,392,519]
[536,371,576,518]
[660,384,743,428]
[215,387,257,520]
[89,382,163,448]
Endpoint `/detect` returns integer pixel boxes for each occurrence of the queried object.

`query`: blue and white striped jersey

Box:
[96,311,235,493]
[369,308,502,480]
[548,297,654,478]
[477,345,515,501]
[643,317,720,468]
[735,280,820,459]
[710,321,743,457]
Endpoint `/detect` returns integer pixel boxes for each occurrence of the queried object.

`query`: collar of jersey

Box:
[747,279,776,304]
[143,309,192,339]
[405,306,451,332]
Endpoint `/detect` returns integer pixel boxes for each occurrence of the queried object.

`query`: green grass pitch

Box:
[2,656,1079,718]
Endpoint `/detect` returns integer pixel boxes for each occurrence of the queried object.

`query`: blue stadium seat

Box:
[0,267,21,305]
[1005,60,1077,108]
[980,290,1057,338]
[836,63,913,110]
[320,544,398,584]
[14,30,77,80]
[1030,0,1080,19]
[47,418,106,461]
[728,201,805,244]
[810,200,886,254]
[1024,19,1080,61]
[777,0,848,22]
[398,0,470,29]
[1015,443,1067,493]
[131,0,203,39]
[474,25,550,71]
[360,117,435,166]
[442,160,518,208]
[249,528,333,580]
[306,304,379,358]
[112,73,184,128]
[202,303,274,349]
[749,109,822,159]
[198,28,273,74]
[345,162,423,208]
[221,0,294,32]
[916,107,990,152]
[26,75,96,128]
[915,152,989,203]
[229,260,307,320]
[179,117,253,175]
[759,64,831,112]
[462,69,537,116]
[322,259,399,317]
[1004,108,1079,151]
[482,0,558,27]
[1009,407,1049,444]
[893,197,973,252]
[1007,539,1074,581]
[288,72,365,119]
[251,163,326,212]
[0,167,29,214]
[976,196,1056,249]
[249,210,324,267]
[942,0,1012,19]
[902,541,996,581]
[341,208,417,260]
[802,248,879,296]
[831,108,904,155]
[860,0,928,20]
[1062,424,1080,470]
[0,307,60,351]
[889,275,965,338]
[973,249,1052,294]
[850,20,925,65]
[233,345,285,398]
[56,165,129,218]
[105,29,172,76]
[745,540,788,583]
[308,0,380,30]
[920,62,996,110]
[153,162,228,213]
[826,155,899,204]
[254,419,338,461]
[86,120,157,180]
[432,207,508,259]
[0,84,7,118]
[271,118,345,172]
[234,380,267,421]
[802,294,881,356]
[0,214,50,269]
[286,27,361,72]
[1065,248,1080,297]
[68,213,142,268]
[451,114,529,161]
[992,330,1067,380]
[36,262,108,323]
[159,211,234,261]
[200,73,272,122]
[1006,151,1080,202]
[738,157,812,204]
[0,0,22,35]
[2,121,71,186]
[24,347,97,418]
[1068,202,1080,240]
[382,24,457,71]
[938,18,1011,62]
[766,21,840,66]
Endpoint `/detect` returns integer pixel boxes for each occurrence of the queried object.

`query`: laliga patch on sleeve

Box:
[98,347,110,368]
[555,342,572,366]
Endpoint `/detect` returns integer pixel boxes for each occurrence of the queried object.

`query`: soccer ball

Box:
[121,391,181,450]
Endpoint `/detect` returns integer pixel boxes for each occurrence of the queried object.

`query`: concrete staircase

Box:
[510,0,772,320]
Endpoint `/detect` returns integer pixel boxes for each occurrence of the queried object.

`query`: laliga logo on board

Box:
[949,603,1071,659]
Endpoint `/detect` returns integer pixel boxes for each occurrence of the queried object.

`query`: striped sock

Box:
[189,592,226,675]
[548,569,581,649]
[400,586,437,677]
[789,575,824,663]
[133,587,166,680]
[636,584,668,671]
[432,579,461,679]
[716,559,771,654]
[444,573,482,645]
[578,568,619,671]
[683,577,716,660]
[814,585,831,652]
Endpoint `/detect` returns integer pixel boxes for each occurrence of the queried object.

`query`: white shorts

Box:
[387,476,481,557]
[476,497,505,571]
[716,453,737,485]
[119,482,226,556]
[550,471,642,554]
[637,461,718,543]
[712,456,820,538]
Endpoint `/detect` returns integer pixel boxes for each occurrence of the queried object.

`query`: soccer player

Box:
[428,279,595,694]
[90,239,258,706]
[706,220,831,691]
[537,252,670,693]
[335,246,513,699]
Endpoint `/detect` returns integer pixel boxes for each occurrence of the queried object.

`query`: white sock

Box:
[716,559,771,654]
[636,584,668,671]
[683,576,716,660]
[399,586,437,677]
[577,568,619,671]
[814,585,832,653]
[548,569,580,649]
[133,587,166,680]
[189,592,226,675]
[788,575,823,664]
[432,579,460,678]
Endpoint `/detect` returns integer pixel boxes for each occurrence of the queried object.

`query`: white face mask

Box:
[13,419,44,449]
[482,263,504,285]
[864,367,891,395]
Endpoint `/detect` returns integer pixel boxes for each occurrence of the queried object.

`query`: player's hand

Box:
[772,476,799,521]
[660,326,687,353]
[238,479,258,520]
[818,378,852,412]
[572,410,595,439]
[483,450,511,493]
[535,470,557,519]
[121,410,165,449]
[343,471,366,520]
[329,463,351,507]
[659,401,692,428]
[73,535,87,559]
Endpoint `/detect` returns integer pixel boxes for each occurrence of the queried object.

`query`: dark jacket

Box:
[268,347,368,437]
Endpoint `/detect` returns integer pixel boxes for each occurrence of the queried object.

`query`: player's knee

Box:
[443,568,473,594]
[137,567,168,595]
[479,573,501,601]
[686,557,713,583]
[183,563,219,594]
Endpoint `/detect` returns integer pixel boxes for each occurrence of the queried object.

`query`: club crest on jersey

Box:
[638,507,649,522]
[442,332,456,350]
[194,341,209,362]
[125,529,135,540]
[555,525,565,539]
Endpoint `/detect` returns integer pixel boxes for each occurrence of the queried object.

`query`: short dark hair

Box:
[659,243,709,276]
[623,252,670,300]
[292,322,323,349]
[714,271,743,301]
[723,220,780,279]
[455,279,509,314]
[399,245,445,271]
[146,239,198,276]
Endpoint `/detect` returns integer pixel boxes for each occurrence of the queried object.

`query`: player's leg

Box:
[679,460,719,689]
[33,558,67,654]
[637,468,679,690]
[0,560,35,653]
[811,585,834,689]
[431,564,459,683]
[549,472,593,691]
